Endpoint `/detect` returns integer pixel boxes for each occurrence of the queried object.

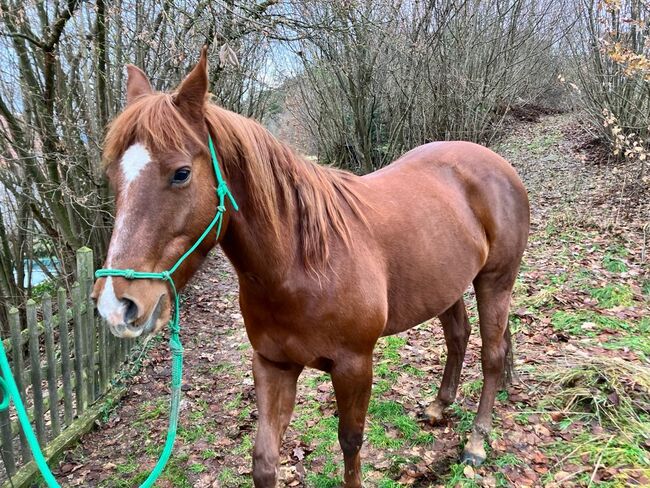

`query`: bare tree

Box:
[288,0,569,173]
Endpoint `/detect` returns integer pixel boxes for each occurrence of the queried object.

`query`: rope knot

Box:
[216,205,226,213]
[123,269,135,280]
[161,271,172,281]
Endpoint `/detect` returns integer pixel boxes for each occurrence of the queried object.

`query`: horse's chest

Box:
[244,316,330,368]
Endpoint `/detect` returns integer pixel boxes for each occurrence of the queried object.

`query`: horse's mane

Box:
[103,93,366,270]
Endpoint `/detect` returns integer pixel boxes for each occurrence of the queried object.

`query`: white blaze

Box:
[120,143,151,183]
[98,142,151,326]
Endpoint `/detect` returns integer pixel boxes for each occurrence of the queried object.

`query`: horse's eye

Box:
[172,167,191,185]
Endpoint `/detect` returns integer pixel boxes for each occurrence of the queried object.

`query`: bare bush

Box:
[287,0,569,173]
[569,0,650,176]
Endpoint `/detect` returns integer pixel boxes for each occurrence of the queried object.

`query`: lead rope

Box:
[0,135,237,487]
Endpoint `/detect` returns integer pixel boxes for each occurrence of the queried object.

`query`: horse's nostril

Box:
[122,298,139,324]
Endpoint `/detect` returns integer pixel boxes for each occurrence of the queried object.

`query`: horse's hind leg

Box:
[424,298,471,424]
[461,270,517,466]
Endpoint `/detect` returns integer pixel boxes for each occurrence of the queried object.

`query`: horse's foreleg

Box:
[331,355,373,488]
[462,272,514,466]
[425,298,471,424]
[252,352,303,487]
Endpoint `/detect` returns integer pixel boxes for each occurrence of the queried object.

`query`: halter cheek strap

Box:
[0,134,237,488]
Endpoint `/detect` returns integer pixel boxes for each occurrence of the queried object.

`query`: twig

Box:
[555,467,591,484]
[588,435,614,486]
[642,222,648,264]
[612,172,628,228]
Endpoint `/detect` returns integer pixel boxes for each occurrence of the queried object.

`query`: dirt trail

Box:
[51,114,649,487]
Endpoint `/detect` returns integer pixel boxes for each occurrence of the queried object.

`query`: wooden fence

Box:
[0,247,139,487]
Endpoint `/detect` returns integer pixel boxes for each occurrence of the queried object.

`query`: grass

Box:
[603,335,650,359]
[590,284,634,308]
[233,434,253,456]
[217,467,252,488]
[603,254,628,273]
[551,310,631,337]
[450,404,475,434]
[490,452,523,468]
[541,353,650,481]
[543,354,650,428]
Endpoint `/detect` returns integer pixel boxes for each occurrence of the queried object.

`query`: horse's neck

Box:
[218,164,297,285]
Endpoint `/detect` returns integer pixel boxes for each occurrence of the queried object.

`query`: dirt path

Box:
[50,114,649,487]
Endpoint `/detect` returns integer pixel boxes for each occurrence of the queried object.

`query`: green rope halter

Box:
[0,134,237,487]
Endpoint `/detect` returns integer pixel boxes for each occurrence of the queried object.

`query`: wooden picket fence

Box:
[0,247,139,487]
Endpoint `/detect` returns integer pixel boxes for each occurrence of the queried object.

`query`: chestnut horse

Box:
[93,49,529,487]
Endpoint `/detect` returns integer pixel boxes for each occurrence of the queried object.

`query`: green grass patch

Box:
[541,353,650,481]
[373,379,392,395]
[551,310,631,337]
[375,362,399,380]
[461,379,482,397]
[201,449,218,460]
[178,423,208,443]
[590,284,634,308]
[603,335,650,359]
[490,452,523,468]
[225,393,242,410]
[115,457,138,475]
[233,434,253,456]
[603,254,628,273]
[526,132,563,154]
[443,462,481,487]
[523,285,560,309]
[450,404,475,433]
[379,336,407,362]
[367,423,404,449]
[136,399,166,423]
[217,467,252,488]
[162,456,192,487]
[300,415,339,454]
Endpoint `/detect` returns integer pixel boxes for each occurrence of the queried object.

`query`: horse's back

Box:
[357,141,529,335]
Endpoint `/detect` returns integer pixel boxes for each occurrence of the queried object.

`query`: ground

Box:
[50,114,649,487]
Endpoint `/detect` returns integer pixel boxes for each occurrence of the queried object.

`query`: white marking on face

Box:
[97,276,126,327]
[97,142,151,327]
[106,141,151,265]
[120,143,151,184]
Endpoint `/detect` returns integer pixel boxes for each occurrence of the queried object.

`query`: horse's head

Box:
[92,48,221,338]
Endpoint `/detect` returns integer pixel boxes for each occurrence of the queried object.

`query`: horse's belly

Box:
[382,273,475,336]
[380,226,486,336]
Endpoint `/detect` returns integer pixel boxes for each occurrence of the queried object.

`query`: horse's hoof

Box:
[461,429,487,466]
[423,401,446,425]
[460,449,485,466]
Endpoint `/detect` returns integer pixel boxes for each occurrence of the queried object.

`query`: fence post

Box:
[75,247,94,285]
[8,308,30,462]
[42,293,61,437]
[76,248,96,404]
[71,283,85,415]
[57,287,74,426]
[0,325,16,476]
[27,299,46,446]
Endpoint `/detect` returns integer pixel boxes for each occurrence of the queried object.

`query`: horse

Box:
[92,48,530,487]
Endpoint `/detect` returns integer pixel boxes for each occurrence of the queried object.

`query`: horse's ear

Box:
[125,64,153,105]
[174,46,209,122]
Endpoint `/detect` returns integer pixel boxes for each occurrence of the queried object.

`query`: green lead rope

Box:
[0,135,237,488]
